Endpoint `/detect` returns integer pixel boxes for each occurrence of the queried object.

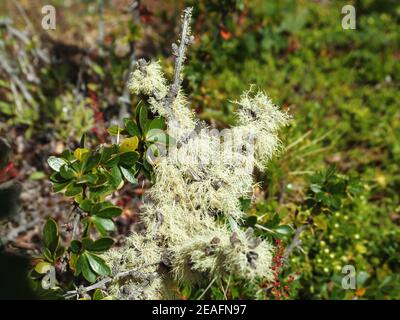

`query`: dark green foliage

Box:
[34,112,168,286]
[169,0,400,299]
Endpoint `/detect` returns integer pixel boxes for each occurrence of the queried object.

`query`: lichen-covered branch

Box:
[129,8,195,134]
[64,261,161,298]
[100,7,290,300]
[283,225,308,265]
[166,7,193,108]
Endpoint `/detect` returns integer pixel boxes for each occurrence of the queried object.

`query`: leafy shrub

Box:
[31,7,292,300]
[30,102,168,296]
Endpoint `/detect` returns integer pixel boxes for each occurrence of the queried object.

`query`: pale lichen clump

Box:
[171,227,274,283]
[152,132,254,220]
[102,233,163,300]
[235,90,290,170]
[131,61,196,135]
[104,8,289,299]
[104,61,288,298]
[128,60,168,99]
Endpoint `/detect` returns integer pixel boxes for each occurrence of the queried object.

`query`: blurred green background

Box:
[0,0,399,299]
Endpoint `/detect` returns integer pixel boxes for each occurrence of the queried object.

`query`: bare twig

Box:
[285,130,312,151]
[131,7,193,128]
[118,1,140,124]
[283,225,308,264]
[255,223,276,234]
[70,204,89,240]
[118,51,136,123]
[197,276,217,300]
[64,261,160,298]
[163,7,193,122]
[71,211,81,240]
[220,275,230,300]
[169,8,193,100]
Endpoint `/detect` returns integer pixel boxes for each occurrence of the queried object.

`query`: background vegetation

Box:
[0,0,399,299]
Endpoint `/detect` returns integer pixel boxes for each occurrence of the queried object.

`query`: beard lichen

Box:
[104,8,289,298]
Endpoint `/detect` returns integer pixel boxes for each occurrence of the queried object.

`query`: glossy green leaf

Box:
[47,156,67,172]
[89,184,115,199]
[96,206,122,219]
[85,237,114,252]
[90,172,108,187]
[60,165,75,180]
[357,271,370,287]
[267,213,281,228]
[120,166,138,184]
[100,145,119,164]
[274,225,293,236]
[65,183,83,197]
[146,144,160,165]
[54,245,66,260]
[138,104,149,133]
[43,248,53,262]
[119,151,139,167]
[74,148,90,162]
[50,172,66,183]
[146,129,169,145]
[147,117,166,132]
[78,199,93,212]
[75,254,83,276]
[71,160,82,172]
[79,133,87,148]
[86,252,111,276]
[29,171,46,180]
[91,216,115,236]
[83,152,101,172]
[77,173,98,185]
[119,137,139,153]
[107,125,123,135]
[310,184,322,193]
[91,201,112,215]
[70,240,82,254]
[77,253,97,283]
[80,235,92,248]
[53,180,71,193]
[60,150,74,162]
[35,261,52,274]
[110,166,123,189]
[104,155,120,168]
[123,118,141,137]
[43,218,59,253]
